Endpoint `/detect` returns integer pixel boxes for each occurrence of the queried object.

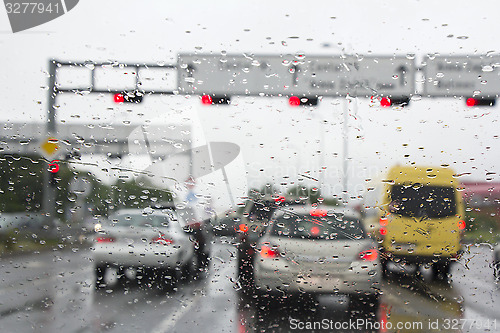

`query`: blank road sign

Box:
[178,54,416,98]
[423,55,500,97]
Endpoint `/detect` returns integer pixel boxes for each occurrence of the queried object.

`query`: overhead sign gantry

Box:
[422,55,500,105]
[178,54,416,99]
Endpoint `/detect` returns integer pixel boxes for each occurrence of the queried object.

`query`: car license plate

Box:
[299,276,340,288]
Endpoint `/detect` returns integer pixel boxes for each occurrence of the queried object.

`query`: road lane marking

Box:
[150,293,201,333]
[150,244,234,333]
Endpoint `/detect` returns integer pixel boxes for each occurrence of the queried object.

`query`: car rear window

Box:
[107,213,174,228]
[390,185,457,218]
[248,202,275,222]
[270,213,366,240]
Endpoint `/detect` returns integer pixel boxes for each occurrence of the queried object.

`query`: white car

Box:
[253,206,381,308]
[93,208,197,288]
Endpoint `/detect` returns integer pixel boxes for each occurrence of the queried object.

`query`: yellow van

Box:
[363,165,465,281]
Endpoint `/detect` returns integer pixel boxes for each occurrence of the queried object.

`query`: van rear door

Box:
[385,184,461,257]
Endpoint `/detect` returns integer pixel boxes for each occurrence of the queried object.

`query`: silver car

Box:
[253,206,381,307]
[494,243,500,284]
[93,208,196,288]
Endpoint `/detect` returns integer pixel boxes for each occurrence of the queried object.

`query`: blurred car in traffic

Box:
[253,206,381,307]
[93,208,198,289]
[235,194,285,281]
[363,165,465,281]
[161,204,212,270]
[235,194,310,281]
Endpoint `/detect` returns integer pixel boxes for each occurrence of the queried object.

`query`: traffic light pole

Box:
[42,60,57,220]
[42,59,178,221]
[342,98,349,204]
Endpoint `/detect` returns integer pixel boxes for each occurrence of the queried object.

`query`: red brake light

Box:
[458,220,466,230]
[379,227,387,236]
[239,223,249,233]
[274,196,286,203]
[359,249,378,261]
[152,235,174,245]
[310,226,320,236]
[310,209,327,217]
[379,217,388,226]
[96,237,115,243]
[260,245,279,259]
[201,95,213,105]
[113,93,124,103]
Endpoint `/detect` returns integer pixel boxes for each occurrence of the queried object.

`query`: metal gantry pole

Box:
[342,98,349,204]
[42,59,58,219]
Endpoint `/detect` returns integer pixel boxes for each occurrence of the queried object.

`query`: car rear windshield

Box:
[107,213,175,228]
[270,213,366,240]
[390,185,457,218]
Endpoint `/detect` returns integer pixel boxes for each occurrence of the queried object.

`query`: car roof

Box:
[273,206,361,220]
[111,208,176,216]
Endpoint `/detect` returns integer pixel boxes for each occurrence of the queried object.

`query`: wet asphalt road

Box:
[0,239,499,333]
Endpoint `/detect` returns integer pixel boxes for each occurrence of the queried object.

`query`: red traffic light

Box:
[113,91,143,103]
[379,96,410,108]
[466,98,477,107]
[201,95,230,105]
[466,97,495,107]
[201,95,213,105]
[289,96,300,106]
[114,93,125,103]
[288,96,318,106]
[380,97,391,107]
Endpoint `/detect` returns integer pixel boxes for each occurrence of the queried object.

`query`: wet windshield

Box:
[1,1,499,332]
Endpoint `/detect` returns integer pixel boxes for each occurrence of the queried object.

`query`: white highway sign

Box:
[423,55,500,97]
[178,54,415,97]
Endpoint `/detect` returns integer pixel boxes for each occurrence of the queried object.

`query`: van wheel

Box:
[380,258,390,279]
[433,261,451,282]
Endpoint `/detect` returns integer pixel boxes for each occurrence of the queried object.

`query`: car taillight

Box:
[96,237,115,243]
[379,227,387,236]
[359,249,378,261]
[458,220,466,231]
[260,245,279,259]
[310,226,320,236]
[152,236,174,245]
[238,223,249,233]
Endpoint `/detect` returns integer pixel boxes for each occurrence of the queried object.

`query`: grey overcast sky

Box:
[0,0,499,206]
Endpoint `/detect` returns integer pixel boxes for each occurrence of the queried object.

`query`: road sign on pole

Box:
[178,54,416,98]
[39,137,60,159]
[423,55,500,97]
